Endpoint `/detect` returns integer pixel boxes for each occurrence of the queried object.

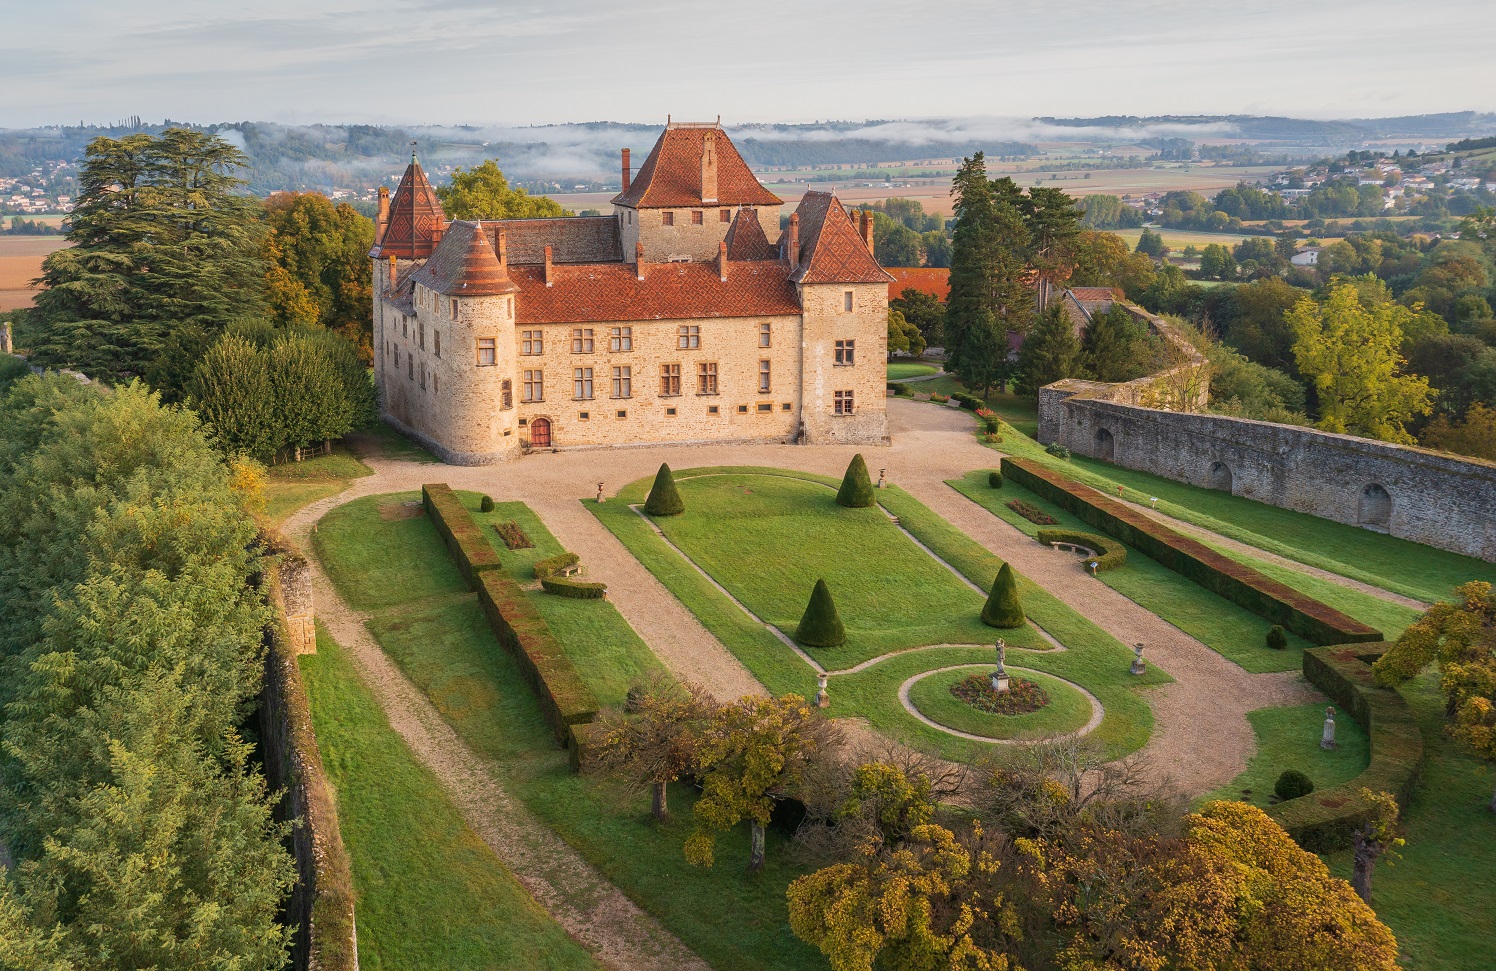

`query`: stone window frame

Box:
[834,339,856,366]
[571,327,595,354]
[522,369,544,403]
[521,329,544,355]
[757,402,773,413]
[843,290,854,313]
[615,409,628,419]
[476,337,497,366]
[677,324,700,350]
[665,406,678,416]
[737,404,749,414]
[697,361,719,396]
[720,208,732,223]
[662,211,675,226]
[501,379,514,411]
[449,298,459,319]
[434,331,441,358]
[402,316,408,339]
[610,326,633,352]
[660,363,682,397]
[707,404,720,415]
[691,210,704,225]
[781,402,792,411]
[407,358,414,380]
[573,367,594,401]
[834,389,855,415]
[759,322,771,348]
[611,365,632,399]
[418,320,425,350]
[759,359,771,393]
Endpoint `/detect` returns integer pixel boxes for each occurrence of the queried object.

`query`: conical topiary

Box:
[836,453,876,508]
[644,462,685,516]
[981,563,1025,628]
[795,579,847,647]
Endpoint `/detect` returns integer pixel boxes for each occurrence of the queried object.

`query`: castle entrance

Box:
[530,417,552,448]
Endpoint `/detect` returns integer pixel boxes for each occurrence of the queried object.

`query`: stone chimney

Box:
[859,210,874,251]
[701,129,718,204]
[496,228,508,269]
[621,148,631,193]
[543,245,554,288]
[785,213,799,270]
[718,240,728,283]
[376,186,390,240]
[388,254,398,288]
[635,241,646,281]
[431,224,444,245]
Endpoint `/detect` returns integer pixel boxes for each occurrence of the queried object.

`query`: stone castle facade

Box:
[370,122,892,464]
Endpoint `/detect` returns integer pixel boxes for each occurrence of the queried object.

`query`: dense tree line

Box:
[0,373,294,967]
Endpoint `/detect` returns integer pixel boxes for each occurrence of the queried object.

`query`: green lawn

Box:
[350,420,441,464]
[1321,672,1496,971]
[1203,703,1370,807]
[591,467,1167,763]
[313,496,827,971]
[906,667,1093,741]
[299,627,599,970]
[261,445,372,526]
[904,378,1040,439]
[886,362,939,380]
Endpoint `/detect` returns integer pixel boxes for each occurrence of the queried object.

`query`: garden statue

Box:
[1321,706,1338,750]
[878,468,886,489]
[1130,643,1146,676]
[815,673,829,708]
[597,482,606,503]
[991,639,1010,694]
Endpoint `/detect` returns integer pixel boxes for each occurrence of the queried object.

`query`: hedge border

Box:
[1001,459,1381,645]
[1266,643,1424,851]
[421,483,502,586]
[533,552,581,580]
[422,484,598,754]
[541,577,607,599]
[1036,528,1128,572]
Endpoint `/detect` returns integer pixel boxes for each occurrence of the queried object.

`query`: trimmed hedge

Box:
[644,463,685,516]
[836,454,876,508]
[796,578,847,647]
[541,577,608,599]
[533,552,581,580]
[1000,459,1382,646]
[1036,528,1128,572]
[422,483,503,587]
[1268,644,1424,851]
[987,470,1003,489]
[981,563,1025,628]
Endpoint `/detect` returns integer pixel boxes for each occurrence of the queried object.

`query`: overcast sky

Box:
[5,0,1493,129]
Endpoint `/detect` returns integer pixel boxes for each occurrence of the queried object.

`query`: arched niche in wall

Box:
[1094,427,1115,461]
[1208,461,1233,492]
[1358,482,1392,528]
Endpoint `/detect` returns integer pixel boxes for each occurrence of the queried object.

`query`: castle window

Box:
[843,291,854,313]
[610,326,632,352]
[666,407,677,416]
[835,340,855,366]
[579,411,590,420]
[408,358,414,380]
[660,363,681,397]
[691,210,704,225]
[782,402,792,411]
[737,404,748,414]
[757,402,772,413]
[759,322,771,347]
[434,332,441,357]
[678,325,700,349]
[450,298,458,319]
[522,330,543,355]
[834,389,855,415]
[395,346,400,367]
[574,367,594,400]
[523,370,543,402]
[662,211,675,226]
[419,321,425,350]
[759,359,771,393]
[697,362,718,396]
[571,328,594,354]
[721,208,731,223]
[477,337,497,366]
[501,379,513,410]
[611,366,632,399]
[402,318,408,338]
[420,366,426,390]
[616,410,627,419]
[707,405,719,415]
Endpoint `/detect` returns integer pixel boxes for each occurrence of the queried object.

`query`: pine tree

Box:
[944,154,999,368]
[981,563,1025,628]
[836,453,876,508]
[1016,302,1083,395]
[796,579,847,647]
[644,462,685,516]
[949,167,1032,391]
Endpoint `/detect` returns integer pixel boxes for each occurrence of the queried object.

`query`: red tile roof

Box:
[413,221,518,297]
[790,192,893,285]
[611,124,781,209]
[509,260,800,324]
[887,268,951,302]
[481,216,621,264]
[723,207,777,261]
[371,157,447,260]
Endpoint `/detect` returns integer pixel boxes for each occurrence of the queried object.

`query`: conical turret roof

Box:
[411,221,518,296]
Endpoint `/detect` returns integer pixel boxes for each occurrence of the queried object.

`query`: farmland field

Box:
[0,236,67,311]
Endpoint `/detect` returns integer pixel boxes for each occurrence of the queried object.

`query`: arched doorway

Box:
[530,417,552,449]
[1358,483,1392,528]
[1094,427,1115,461]
[1208,461,1233,492]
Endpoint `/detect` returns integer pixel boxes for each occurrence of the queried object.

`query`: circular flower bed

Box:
[950,672,1049,715]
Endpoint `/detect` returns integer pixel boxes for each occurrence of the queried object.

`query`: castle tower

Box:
[371,151,447,260]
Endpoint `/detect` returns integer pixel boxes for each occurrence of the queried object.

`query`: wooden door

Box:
[530,417,551,448]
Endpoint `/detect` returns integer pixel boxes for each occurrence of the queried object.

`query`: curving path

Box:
[898,665,1105,744]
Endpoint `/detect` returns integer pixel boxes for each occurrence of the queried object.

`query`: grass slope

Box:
[1203,703,1370,807]
[886,362,939,380]
[299,628,599,970]
[261,446,372,526]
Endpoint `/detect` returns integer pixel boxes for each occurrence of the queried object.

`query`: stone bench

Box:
[1050,541,1098,558]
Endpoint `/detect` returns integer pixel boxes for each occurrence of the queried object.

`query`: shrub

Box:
[1007,499,1058,526]
[423,484,504,585]
[836,454,876,508]
[929,393,950,403]
[533,551,580,580]
[493,520,534,550]
[988,470,1004,489]
[1035,529,1128,571]
[644,462,685,516]
[1275,769,1316,802]
[796,579,847,647]
[541,577,608,599]
[981,563,1025,628]
[479,494,495,512]
[1267,625,1289,650]
[1045,442,1072,460]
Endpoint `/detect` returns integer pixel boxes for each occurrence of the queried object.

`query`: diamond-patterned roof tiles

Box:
[611,125,781,209]
[371,158,447,260]
[789,192,893,285]
[723,207,777,261]
[508,260,800,324]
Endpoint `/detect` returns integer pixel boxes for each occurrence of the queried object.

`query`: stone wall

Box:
[1039,393,1496,562]
[259,550,359,970]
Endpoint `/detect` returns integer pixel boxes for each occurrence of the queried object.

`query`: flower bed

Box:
[493,520,534,550]
[950,672,1049,715]
[1007,499,1058,526]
